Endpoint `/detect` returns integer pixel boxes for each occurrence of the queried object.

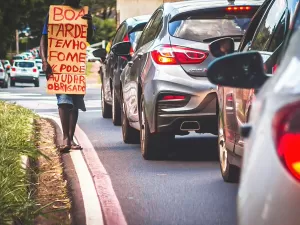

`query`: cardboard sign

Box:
[47,5,88,95]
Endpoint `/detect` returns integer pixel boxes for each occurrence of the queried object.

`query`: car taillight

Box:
[272,64,278,74]
[151,45,208,65]
[11,68,16,72]
[162,95,185,101]
[273,102,300,181]
[33,68,37,72]
[226,6,252,11]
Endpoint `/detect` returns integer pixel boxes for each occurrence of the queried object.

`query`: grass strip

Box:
[0,101,39,224]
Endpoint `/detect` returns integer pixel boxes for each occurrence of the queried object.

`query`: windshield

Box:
[15,62,35,68]
[169,15,253,42]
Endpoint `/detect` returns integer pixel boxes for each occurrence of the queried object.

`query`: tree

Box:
[0,0,39,57]
[92,17,116,43]
[81,0,116,20]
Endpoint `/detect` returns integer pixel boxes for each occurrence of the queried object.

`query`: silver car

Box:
[206,6,300,224]
[112,0,262,160]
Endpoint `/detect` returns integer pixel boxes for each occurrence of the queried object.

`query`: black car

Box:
[100,15,151,125]
[208,0,299,182]
[112,0,262,160]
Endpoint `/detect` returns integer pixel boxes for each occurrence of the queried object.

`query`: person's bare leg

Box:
[69,108,79,146]
[58,104,71,147]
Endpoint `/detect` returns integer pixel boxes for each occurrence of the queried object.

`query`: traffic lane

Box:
[78,112,238,225]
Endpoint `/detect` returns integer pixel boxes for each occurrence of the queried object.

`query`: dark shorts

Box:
[56,94,86,111]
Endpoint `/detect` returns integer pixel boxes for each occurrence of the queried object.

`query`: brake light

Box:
[151,45,208,65]
[273,102,300,181]
[11,68,16,72]
[226,6,252,11]
[162,95,185,100]
[272,64,278,74]
[33,68,37,72]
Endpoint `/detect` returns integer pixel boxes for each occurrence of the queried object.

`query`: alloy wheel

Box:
[140,100,146,154]
[219,122,228,173]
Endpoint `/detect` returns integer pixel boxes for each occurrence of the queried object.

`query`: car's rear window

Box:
[15,62,34,68]
[36,61,42,64]
[169,14,254,42]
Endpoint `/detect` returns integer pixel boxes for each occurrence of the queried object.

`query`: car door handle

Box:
[128,61,133,67]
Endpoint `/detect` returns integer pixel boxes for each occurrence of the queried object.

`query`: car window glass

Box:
[136,10,163,49]
[250,0,287,51]
[268,13,286,52]
[113,23,127,45]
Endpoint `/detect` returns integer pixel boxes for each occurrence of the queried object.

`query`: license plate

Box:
[22,69,27,72]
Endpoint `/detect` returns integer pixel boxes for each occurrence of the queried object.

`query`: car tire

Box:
[112,87,121,126]
[218,116,240,183]
[10,81,15,87]
[101,85,112,118]
[140,96,173,160]
[34,79,40,87]
[4,80,8,88]
[121,97,140,144]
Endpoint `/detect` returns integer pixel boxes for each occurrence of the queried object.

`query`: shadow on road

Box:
[168,135,219,162]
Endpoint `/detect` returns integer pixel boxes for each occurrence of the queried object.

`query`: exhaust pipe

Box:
[180,121,200,131]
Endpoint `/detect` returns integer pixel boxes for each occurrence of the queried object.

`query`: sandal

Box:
[59,145,71,152]
[71,144,83,150]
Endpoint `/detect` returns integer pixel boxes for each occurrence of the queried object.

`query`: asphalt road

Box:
[0,76,238,225]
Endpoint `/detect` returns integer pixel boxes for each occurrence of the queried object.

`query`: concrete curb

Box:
[41,115,104,225]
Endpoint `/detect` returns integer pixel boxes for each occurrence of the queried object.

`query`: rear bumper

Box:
[157,93,217,134]
[11,76,38,83]
[143,74,217,134]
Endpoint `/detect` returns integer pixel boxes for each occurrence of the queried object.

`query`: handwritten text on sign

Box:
[47,5,88,94]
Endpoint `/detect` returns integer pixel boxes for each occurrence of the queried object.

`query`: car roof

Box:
[14,60,35,63]
[166,0,264,17]
[124,14,151,26]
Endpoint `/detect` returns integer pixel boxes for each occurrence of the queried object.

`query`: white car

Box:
[21,52,34,60]
[0,62,8,88]
[35,59,45,76]
[10,60,40,87]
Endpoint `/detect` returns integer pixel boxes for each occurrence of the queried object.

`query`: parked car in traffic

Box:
[207,1,300,223]
[0,61,9,88]
[35,58,44,76]
[112,0,262,160]
[1,60,11,77]
[10,60,40,87]
[208,0,299,182]
[100,15,151,125]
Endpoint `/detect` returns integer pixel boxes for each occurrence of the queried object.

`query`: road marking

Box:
[41,114,104,225]
[75,125,127,225]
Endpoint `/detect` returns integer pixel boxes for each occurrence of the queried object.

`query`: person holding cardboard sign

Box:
[40,0,93,152]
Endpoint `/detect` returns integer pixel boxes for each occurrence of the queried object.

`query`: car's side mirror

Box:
[111,42,131,56]
[92,48,107,62]
[209,37,235,58]
[207,51,269,89]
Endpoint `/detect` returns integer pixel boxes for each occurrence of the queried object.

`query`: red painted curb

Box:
[75,125,127,225]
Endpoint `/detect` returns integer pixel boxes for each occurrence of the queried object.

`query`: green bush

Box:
[0,102,39,225]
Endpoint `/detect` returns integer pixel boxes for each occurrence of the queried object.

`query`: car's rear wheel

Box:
[34,79,40,87]
[112,87,121,126]
[101,85,112,118]
[218,116,240,183]
[140,96,173,160]
[121,97,140,144]
[10,80,15,87]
